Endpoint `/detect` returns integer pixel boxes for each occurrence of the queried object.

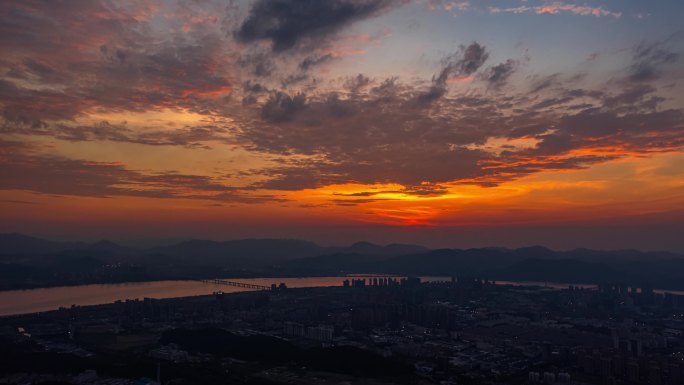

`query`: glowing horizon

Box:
[1,0,683,251]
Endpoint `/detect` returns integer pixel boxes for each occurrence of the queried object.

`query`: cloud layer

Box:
[0,0,682,208]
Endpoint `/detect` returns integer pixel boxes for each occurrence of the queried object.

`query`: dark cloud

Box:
[473,154,622,186]
[0,139,282,203]
[243,81,269,94]
[236,67,684,191]
[482,59,518,88]
[602,84,661,110]
[235,0,400,52]
[417,42,489,104]
[0,1,151,57]
[255,166,344,190]
[435,42,489,85]
[0,1,245,153]
[299,54,334,71]
[452,42,489,75]
[531,96,575,110]
[628,40,680,82]
[242,94,258,106]
[1,117,232,149]
[370,77,400,100]
[558,109,684,143]
[238,51,276,77]
[333,198,387,206]
[281,73,309,87]
[323,93,358,117]
[345,74,371,93]
[416,84,448,105]
[0,1,233,128]
[261,92,307,122]
[1,0,682,200]
[529,73,560,94]
[0,79,83,125]
[332,184,448,198]
[243,88,515,189]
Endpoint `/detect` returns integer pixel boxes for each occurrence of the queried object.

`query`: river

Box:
[1,277,682,317]
[0,276,385,316]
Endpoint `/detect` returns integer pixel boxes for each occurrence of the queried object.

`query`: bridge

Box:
[199,279,271,291]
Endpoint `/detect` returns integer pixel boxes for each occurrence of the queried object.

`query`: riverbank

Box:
[0,276,387,316]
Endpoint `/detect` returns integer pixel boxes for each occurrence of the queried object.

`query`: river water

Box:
[1,277,682,317]
[0,276,383,316]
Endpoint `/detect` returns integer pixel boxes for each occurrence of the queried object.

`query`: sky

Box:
[1,0,683,251]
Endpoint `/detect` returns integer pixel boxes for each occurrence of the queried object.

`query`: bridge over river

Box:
[198,279,272,290]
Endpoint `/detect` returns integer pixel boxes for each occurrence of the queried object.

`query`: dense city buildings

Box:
[2,278,683,384]
[2,0,683,383]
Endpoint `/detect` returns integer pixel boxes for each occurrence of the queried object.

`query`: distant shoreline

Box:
[3,276,684,318]
[4,273,684,292]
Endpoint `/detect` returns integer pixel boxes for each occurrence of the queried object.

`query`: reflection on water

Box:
[0,277,382,316]
[2,276,683,317]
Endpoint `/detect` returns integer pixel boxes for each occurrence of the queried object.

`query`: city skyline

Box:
[1,0,683,251]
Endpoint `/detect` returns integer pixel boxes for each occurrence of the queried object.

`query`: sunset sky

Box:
[1,0,683,250]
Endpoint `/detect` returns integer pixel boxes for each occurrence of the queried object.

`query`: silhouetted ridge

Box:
[3,233,684,290]
[0,233,84,254]
[489,258,619,283]
[150,238,325,262]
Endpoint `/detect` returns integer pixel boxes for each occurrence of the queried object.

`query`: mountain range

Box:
[1,233,683,290]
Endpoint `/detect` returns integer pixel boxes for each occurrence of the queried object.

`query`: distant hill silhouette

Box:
[0,233,426,263]
[280,246,684,289]
[343,241,428,256]
[0,233,85,255]
[1,233,684,290]
[148,238,325,264]
[488,258,620,283]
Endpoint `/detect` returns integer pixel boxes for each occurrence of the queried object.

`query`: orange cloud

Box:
[447,75,474,84]
[180,85,233,98]
[489,3,621,18]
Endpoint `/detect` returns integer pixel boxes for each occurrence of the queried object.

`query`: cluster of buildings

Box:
[283,321,334,342]
[2,276,684,384]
